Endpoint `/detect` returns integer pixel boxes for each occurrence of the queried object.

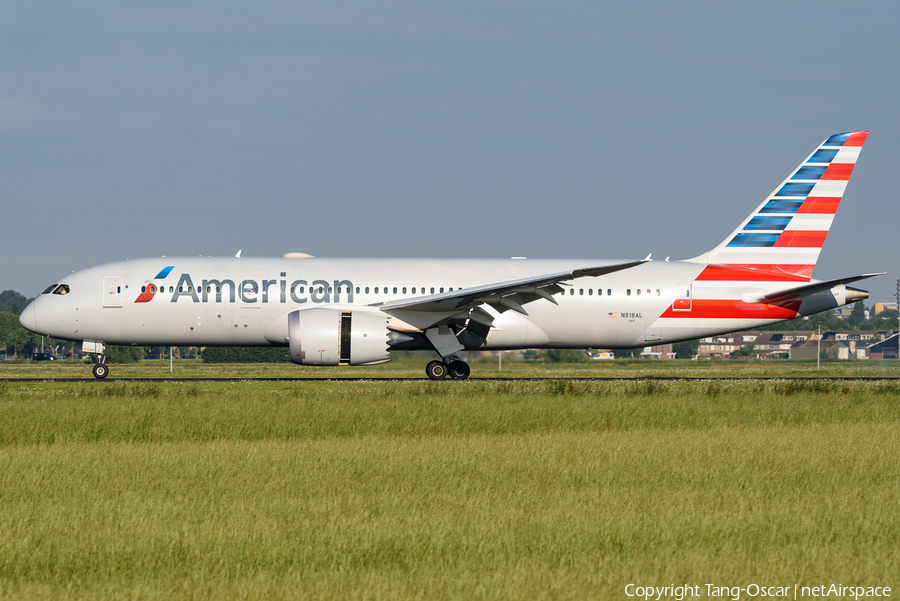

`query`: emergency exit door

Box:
[673,280,692,311]
[103,276,124,307]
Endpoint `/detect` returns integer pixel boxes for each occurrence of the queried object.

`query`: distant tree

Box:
[0,311,40,358]
[613,348,638,359]
[104,346,144,363]
[203,347,291,363]
[522,349,541,361]
[731,344,756,358]
[0,290,31,315]
[672,339,700,359]
[848,301,867,328]
[545,349,589,363]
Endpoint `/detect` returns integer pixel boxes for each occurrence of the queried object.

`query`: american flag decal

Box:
[608,312,618,318]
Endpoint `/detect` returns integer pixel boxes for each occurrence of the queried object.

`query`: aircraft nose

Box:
[18,301,37,333]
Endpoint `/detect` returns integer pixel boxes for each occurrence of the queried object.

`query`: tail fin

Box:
[691,131,868,282]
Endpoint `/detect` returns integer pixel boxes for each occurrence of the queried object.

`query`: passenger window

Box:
[169,286,174,293]
[179,286,183,293]
[328,287,332,293]
[588,289,593,295]
[637,289,641,296]
[141,286,146,293]
[440,288,444,293]
[431,287,435,294]
[579,289,583,295]
[569,289,574,295]
[607,289,612,296]
[393,287,398,294]
[597,289,602,296]
[375,287,379,294]
[365,287,369,293]
[627,289,631,296]
[647,289,651,295]
[449,288,454,291]
[356,287,360,294]
[217,286,221,293]
[402,287,407,294]
[117,286,121,293]
[656,289,660,296]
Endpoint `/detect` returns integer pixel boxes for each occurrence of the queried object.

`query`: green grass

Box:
[1,380,899,599]
[3,354,900,380]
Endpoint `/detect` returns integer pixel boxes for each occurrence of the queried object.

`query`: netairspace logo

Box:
[624,583,892,600]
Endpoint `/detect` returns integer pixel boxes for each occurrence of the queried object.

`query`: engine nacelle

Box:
[287,308,391,366]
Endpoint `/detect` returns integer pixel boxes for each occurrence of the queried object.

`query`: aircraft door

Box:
[673,280,692,311]
[103,276,124,307]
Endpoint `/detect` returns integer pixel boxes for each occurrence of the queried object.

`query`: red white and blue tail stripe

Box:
[693,131,868,282]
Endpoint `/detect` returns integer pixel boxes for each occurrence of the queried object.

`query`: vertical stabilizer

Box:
[690,131,868,282]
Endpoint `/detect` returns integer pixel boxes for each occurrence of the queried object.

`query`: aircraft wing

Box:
[376,257,650,317]
[755,272,887,303]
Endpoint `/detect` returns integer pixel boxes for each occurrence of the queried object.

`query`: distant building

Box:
[751,331,812,357]
[641,344,674,359]
[874,302,898,316]
[790,339,863,360]
[835,305,870,320]
[867,333,898,360]
[697,334,742,358]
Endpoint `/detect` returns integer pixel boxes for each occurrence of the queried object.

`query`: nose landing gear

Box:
[425,356,470,380]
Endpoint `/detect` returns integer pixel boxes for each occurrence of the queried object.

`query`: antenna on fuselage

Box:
[235,250,242,258]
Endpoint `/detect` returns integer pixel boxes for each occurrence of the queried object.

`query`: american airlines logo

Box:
[136,270,355,305]
[134,266,175,303]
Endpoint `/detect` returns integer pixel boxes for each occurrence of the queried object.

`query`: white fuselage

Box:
[20,256,844,351]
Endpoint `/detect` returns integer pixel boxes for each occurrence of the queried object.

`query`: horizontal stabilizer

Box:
[753,272,886,303]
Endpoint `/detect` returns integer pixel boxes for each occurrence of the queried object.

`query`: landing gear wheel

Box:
[92,363,109,380]
[448,360,470,380]
[426,360,448,380]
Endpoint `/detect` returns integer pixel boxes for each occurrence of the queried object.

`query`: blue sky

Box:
[2,1,898,302]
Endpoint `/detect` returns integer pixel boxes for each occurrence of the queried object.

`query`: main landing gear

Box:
[425,356,470,380]
[92,356,109,379]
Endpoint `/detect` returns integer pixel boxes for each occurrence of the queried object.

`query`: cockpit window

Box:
[52,284,70,295]
[41,284,57,294]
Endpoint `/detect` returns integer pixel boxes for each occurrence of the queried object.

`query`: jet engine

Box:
[287,308,391,366]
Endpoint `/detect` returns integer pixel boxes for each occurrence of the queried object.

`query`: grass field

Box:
[1,378,899,599]
[3,354,900,380]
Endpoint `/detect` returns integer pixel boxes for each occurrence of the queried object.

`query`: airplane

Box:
[19,131,884,380]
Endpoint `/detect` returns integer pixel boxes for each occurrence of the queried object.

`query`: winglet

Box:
[235,250,242,258]
[644,253,652,261]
